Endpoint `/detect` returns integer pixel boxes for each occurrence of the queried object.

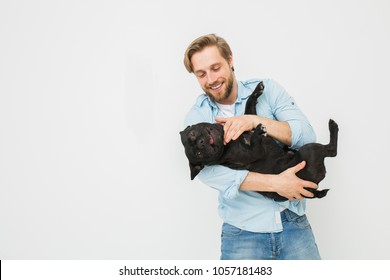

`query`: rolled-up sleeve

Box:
[197,165,249,199]
[288,119,316,149]
[183,99,249,200]
[266,79,316,149]
[182,80,316,200]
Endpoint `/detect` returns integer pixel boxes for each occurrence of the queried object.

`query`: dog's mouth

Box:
[209,133,215,145]
[182,124,225,165]
[205,126,221,146]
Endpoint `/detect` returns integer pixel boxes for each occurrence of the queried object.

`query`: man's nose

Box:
[206,72,217,85]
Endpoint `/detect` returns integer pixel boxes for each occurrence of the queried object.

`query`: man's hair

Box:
[183,33,233,73]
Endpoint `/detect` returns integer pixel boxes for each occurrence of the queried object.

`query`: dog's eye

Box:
[189,131,197,142]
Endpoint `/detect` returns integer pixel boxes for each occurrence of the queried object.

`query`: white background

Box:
[0,0,389,260]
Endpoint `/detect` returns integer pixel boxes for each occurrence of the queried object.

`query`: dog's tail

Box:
[326,119,338,157]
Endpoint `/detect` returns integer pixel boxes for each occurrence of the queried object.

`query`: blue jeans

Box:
[221,209,321,260]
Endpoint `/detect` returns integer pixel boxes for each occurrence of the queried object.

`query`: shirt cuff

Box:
[223,170,249,199]
[287,120,303,149]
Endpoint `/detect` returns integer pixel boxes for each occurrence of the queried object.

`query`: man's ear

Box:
[228,55,234,71]
[189,162,204,180]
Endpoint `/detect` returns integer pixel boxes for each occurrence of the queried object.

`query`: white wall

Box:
[1,0,389,259]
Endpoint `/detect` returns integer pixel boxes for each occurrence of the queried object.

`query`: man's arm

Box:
[215,113,318,201]
[215,115,292,146]
[184,79,317,201]
[240,161,318,201]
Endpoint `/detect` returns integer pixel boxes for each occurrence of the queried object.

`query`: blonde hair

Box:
[183,34,233,73]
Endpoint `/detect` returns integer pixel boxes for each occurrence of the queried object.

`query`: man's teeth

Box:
[211,84,222,90]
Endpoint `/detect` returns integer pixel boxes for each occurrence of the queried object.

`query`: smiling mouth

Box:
[210,83,223,90]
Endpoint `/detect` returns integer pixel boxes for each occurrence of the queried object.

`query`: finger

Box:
[309,182,318,189]
[291,161,306,173]
[299,180,319,198]
[215,117,228,124]
[225,132,232,143]
[290,195,302,201]
[225,126,236,142]
[294,192,306,200]
[232,127,245,141]
[222,119,232,131]
[303,180,318,190]
[226,125,243,143]
[224,123,235,143]
[301,189,315,198]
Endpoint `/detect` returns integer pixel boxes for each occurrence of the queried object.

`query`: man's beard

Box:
[204,71,234,103]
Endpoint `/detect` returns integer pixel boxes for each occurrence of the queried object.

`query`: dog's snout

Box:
[197,138,205,149]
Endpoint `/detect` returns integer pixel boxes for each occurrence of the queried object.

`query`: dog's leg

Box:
[304,187,330,199]
[244,81,264,115]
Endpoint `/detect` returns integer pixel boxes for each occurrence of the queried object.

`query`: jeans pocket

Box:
[285,210,311,229]
[221,223,243,237]
[295,215,310,229]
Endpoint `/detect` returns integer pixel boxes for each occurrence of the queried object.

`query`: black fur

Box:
[180,82,338,201]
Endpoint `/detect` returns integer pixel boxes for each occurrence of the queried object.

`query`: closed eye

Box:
[188,131,197,142]
[195,71,206,78]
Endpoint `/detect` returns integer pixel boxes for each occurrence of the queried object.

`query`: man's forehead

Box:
[191,46,225,71]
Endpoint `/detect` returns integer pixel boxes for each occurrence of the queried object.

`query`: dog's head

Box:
[180,122,225,180]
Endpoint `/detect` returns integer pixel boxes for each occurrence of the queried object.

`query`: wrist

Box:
[240,171,275,192]
[252,115,263,130]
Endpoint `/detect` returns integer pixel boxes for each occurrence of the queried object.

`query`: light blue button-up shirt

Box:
[183,78,316,232]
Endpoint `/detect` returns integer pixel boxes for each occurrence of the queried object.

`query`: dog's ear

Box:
[189,162,204,180]
[179,126,190,145]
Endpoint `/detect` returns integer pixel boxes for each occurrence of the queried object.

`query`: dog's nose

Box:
[197,139,205,149]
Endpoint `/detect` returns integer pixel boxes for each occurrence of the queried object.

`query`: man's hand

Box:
[215,115,260,144]
[240,161,318,201]
[270,161,318,200]
[215,115,292,146]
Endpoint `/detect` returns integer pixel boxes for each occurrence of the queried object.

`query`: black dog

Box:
[180,81,339,201]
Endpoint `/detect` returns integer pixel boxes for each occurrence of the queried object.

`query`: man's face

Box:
[191,46,236,104]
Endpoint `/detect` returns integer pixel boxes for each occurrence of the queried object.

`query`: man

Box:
[183,33,321,260]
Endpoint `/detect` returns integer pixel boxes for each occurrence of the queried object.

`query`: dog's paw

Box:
[316,188,330,198]
[254,123,267,136]
[304,187,330,199]
[252,81,265,98]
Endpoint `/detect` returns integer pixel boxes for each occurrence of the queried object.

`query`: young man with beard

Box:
[183,33,321,260]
